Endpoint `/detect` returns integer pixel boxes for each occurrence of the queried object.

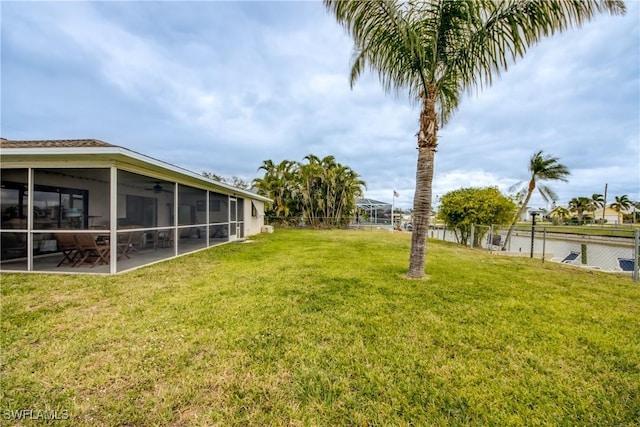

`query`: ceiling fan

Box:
[144,182,172,194]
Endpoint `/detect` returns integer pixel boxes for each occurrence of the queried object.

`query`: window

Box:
[209,193,228,224]
[33,184,88,230]
[31,168,110,230]
[117,170,173,228]
[125,195,157,228]
[1,180,27,229]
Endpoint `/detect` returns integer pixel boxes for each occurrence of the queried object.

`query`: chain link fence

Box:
[268,217,395,229]
[428,224,639,282]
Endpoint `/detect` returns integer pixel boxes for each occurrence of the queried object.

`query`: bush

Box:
[438,187,516,245]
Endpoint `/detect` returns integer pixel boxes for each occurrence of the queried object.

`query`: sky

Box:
[2,1,639,211]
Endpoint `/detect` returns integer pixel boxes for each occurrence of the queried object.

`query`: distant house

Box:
[355,197,392,226]
[519,207,548,222]
[593,207,623,225]
[0,138,271,274]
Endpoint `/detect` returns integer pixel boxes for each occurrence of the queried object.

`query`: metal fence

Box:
[267,217,394,229]
[428,224,639,282]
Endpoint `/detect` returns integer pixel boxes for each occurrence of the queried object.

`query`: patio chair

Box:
[54,233,79,267]
[117,228,146,252]
[73,233,110,267]
[617,258,636,273]
[117,232,134,259]
[156,230,174,248]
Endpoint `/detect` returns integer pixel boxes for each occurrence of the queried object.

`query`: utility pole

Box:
[602,183,608,224]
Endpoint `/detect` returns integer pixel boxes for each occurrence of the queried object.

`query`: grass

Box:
[1,229,639,425]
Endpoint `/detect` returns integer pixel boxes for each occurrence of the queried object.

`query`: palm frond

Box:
[529,150,570,182]
[326,0,453,112]
[327,0,625,128]
[507,180,524,193]
[454,0,626,94]
[537,184,559,203]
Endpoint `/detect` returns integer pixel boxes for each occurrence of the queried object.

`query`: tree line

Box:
[252,155,365,228]
[552,194,636,225]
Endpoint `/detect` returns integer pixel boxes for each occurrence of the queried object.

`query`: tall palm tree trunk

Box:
[408,90,437,278]
[502,179,535,250]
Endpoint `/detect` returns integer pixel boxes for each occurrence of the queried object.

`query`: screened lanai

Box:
[0,139,271,274]
[353,197,392,226]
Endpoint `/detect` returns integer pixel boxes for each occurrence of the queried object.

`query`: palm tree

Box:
[299,155,324,226]
[610,194,632,224]
[591,193,605,224]
[549,206,570,224]
[568,196,593,224]
[325,0,625,278]
[335,168,365,226]
[592,193,605,210]
[255,156,365,227]
[502,150,570,249]
[253,159,300,223]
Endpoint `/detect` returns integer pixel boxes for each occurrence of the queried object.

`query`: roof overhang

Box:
[0,145,272,203]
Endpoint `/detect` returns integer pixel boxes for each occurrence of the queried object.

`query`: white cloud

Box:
[1,1,638,212]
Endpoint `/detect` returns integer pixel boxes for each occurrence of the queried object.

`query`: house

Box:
[0,138,271,274]
[518,207,548,222]
[354,197,392,226]
[593,207,623,225]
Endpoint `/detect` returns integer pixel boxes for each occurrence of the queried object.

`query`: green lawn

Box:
[1,229,638,425]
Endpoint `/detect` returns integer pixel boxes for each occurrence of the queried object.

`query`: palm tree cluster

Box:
[325,0,626,278]
[567,196,594,224]
[252,155,365,228]
[558,194,633,224]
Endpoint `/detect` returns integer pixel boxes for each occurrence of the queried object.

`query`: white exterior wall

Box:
[243,198,265,237]
[594,208,623,225]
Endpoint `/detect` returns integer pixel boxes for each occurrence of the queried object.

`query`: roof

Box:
[0,138,272,203]
[356,197,391,208]
[0,139,114,148]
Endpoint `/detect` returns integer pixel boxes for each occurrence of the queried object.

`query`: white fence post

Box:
[470,224,475,248]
